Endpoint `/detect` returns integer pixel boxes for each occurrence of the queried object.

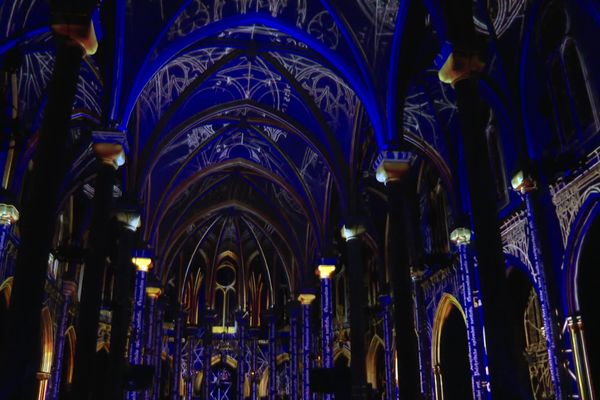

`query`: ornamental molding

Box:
[500,210,536,282]
[549,148,600,247]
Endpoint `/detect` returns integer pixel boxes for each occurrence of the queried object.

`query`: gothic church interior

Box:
[0,0,599,399]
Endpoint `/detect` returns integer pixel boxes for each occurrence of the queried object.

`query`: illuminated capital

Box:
[450,227,472,246]
[340,223,365,241]
[146,286,162,298]
[132,249,152,272]
[297,293,316,305]
[511,170,537,194]
[52,19,98,55]
[115,209,141,232]
[62,281,78,298]
[316,263,336,280]
[438,52,485,87]
[0,203,19,225]
[374,151,415,184]
[92,130,128,169]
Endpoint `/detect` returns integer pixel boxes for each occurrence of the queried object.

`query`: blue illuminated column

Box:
[129,253,152,399]
[318,261,336,400]
[202,312,215,400]
[48,280,77,400]
[0,200,18,280]
[265,309,277,400]
[378,295,395,400]
[250,337,259,400]
[185,331,197,400]
[511,172,563,398]
[172,309,186,400]
[152,300,166,400]
[450,227,489,400]
[297,292,315,400]
[144,287,161,400]
[235,311,248,400]
[288,302,299,400]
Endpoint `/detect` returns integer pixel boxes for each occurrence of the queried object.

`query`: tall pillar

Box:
[0,199,18,281]
[288,302,300,400]
[511,172,563,398]
[378,295,395,400]
[374,152,421,399]
[202,312,215,400]
[151,300,166,400]
[235,311,248,400]
[341,224,369,399]
[48,280,77,400]
[567,315,595,400]
[144,287,161,400]
[439,52,529,398]
[298,292,315,400]
[129,252,153,369]
[104,208,140,400]
[73,131,126,400]
[250,337,259,400]
[412,273,431,398]
[265,309,277,400]
[185,330,197,400]
[317,261,336,400]
[172,309,185,400]
[0,23,94,397]
[451,227,489,400]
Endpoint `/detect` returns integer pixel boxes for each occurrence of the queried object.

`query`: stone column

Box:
[0,199,18,281]
[567,315,595,400]
[451,227,488,400]
[152,300,166,400]
[317,261,335,400]
[298,292,315,400]
[341,224,369,399]
[144,287,161,400]
[412,272,431,398]
[250,337,259,400]
[374,152,421,399]
[73,131,126,400]
[511,172,563,398]
[0,25,93,397]
[172,309,186,400]
[185,330,197,400]
[439,52,528,398]
[378,295,395,400]
[104,208,140,400]
[129,253,152,367]
[235,311,248,400]
[288,302,300,400]
[202,312,215,400]
[48,281,77,400]
[265,309,277,400]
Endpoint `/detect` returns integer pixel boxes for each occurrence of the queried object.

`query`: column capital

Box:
[132,249,152,272]
[0,202,19,226]
[450,227,472,246]
[315,259,336,280]
[297,293,316,306]
[340,222,366,241]
[62,280,78,299]
[379,294,392,306]
[373,151,415,184]
[146,286,162,299]
[92,130,128,169]
[114,209,141,232]
[511,170,537,194]
[438,52,485,87]
[51,12,98,56]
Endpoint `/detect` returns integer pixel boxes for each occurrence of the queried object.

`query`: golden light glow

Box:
[146,287,162,298]
[450,227,472,245]
[132,257,152,272]
[297,293,316,305]
[511,170,536,193]
[317,264,336,279]
[0,203,19,225]
[212,326,236,334]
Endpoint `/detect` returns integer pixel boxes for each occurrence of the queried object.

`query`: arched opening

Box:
[60,327,76,397]
[432,295,472,400]
[199,362,237,400]
[38,307,54,400]
[506,266,554,399]
[366,336,385,392]
[439,306,471,400]
[577,212,600,393]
